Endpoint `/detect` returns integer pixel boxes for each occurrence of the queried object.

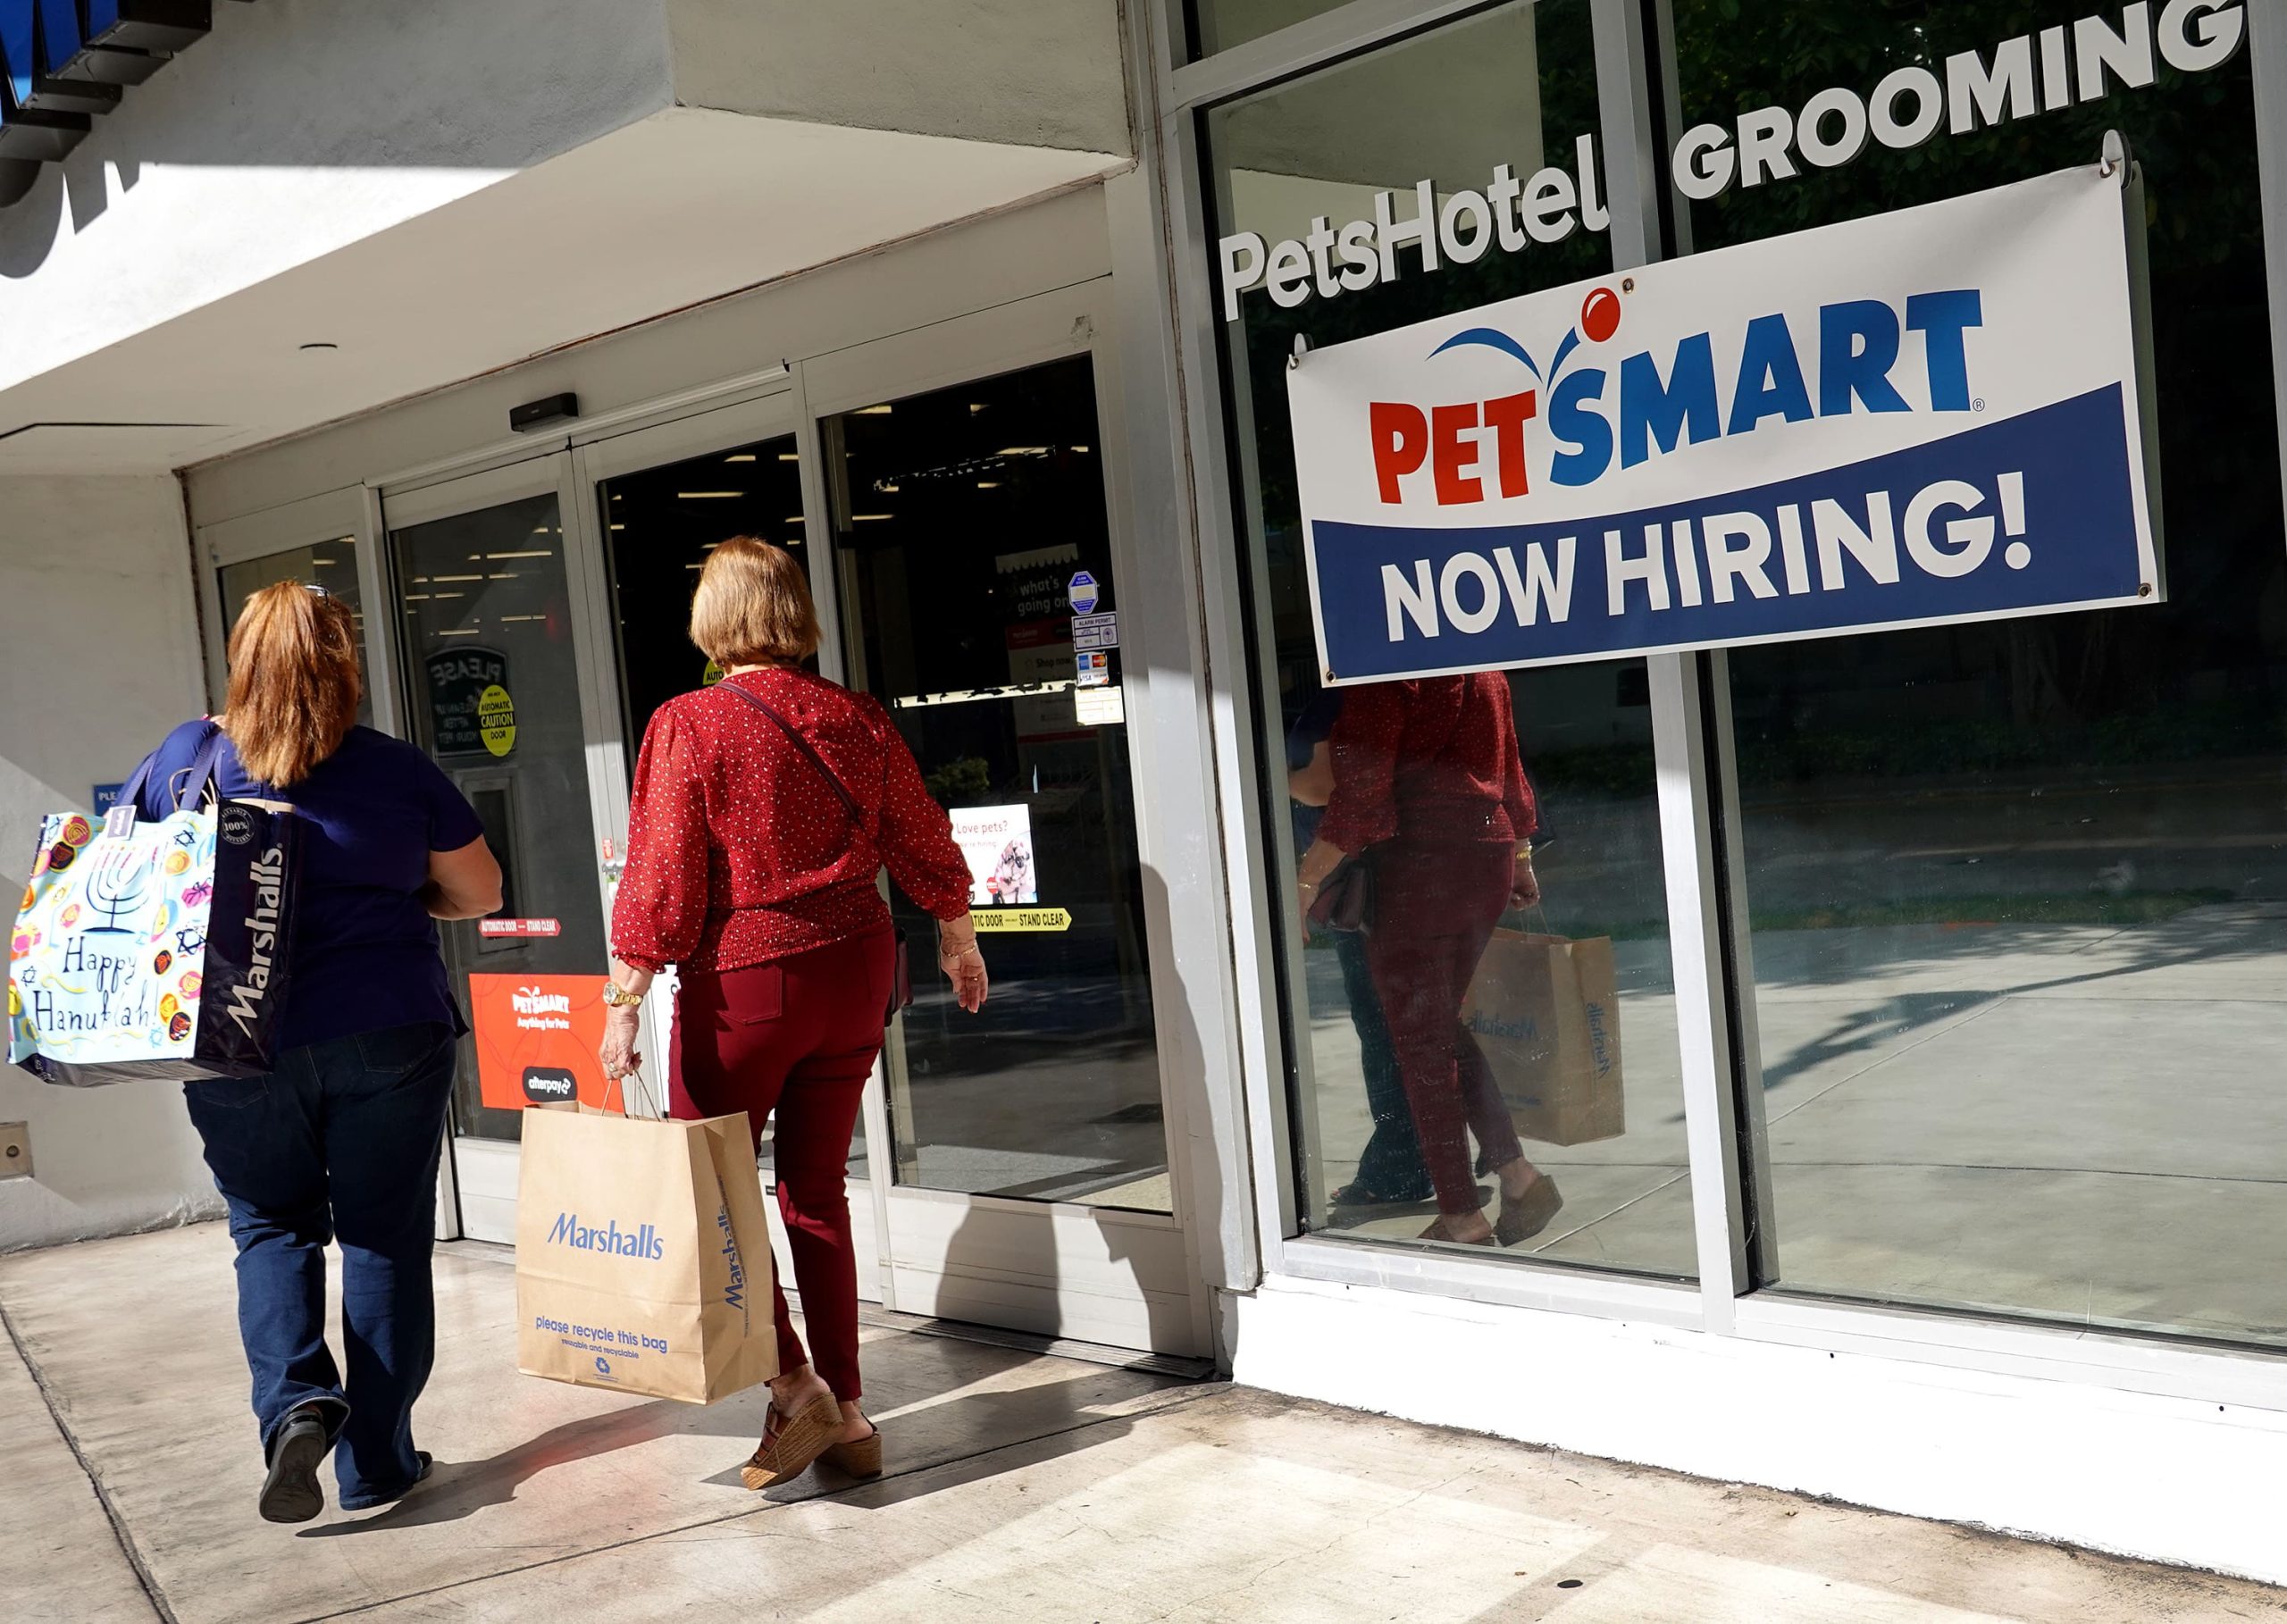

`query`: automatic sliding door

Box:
[809,308,1201,1354]
[388,464,615,1241]
[574,391,891,1301]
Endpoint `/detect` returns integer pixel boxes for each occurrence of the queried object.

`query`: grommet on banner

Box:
[2099,129,2132,185]
[1289,334,1312,371]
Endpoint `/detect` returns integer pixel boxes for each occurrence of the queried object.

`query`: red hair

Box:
[221,583,362,787]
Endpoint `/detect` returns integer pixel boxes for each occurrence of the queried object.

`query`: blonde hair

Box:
[221,583,363,788]
[689,536,819,667]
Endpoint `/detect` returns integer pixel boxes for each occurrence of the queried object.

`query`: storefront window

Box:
[1208,1,1699,1274]
[1667,1,2287,1343]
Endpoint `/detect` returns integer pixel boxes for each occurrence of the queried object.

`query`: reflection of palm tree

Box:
[86,845,155,933]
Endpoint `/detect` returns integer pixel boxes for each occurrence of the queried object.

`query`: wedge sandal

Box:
[821,1423,883,1479]
[741,1393,844,1491]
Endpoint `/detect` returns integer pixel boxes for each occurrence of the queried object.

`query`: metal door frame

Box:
[377,451,624,1243]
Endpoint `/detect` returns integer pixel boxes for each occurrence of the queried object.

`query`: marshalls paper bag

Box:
[1462,930,1625,1147]
[515,1101,778,1403]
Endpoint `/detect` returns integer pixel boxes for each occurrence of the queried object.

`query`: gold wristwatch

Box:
[600,980,643,1009]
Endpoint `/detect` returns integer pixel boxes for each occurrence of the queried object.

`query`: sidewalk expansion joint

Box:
[0,1294,181,1624]
[289,1379,1227,1624]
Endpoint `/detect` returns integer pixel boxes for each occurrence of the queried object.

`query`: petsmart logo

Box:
[546,1212,666,1261]
[1369,284,1982,507]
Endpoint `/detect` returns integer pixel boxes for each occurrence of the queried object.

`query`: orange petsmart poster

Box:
[469,973,617,1111]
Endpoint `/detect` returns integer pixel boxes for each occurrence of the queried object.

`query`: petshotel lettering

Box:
[545,1211,666,1261]
[1286,165,2159,682]
[1312,386,2140,679]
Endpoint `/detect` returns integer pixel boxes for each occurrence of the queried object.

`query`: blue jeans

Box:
[183,1020,456,1507]
[1335,929,1432,1201]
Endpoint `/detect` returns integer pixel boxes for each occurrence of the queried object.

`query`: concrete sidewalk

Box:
[4,1226,2279,1624]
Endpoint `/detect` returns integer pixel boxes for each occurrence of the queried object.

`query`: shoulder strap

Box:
[716,679,866,832]
[117,721,227,821]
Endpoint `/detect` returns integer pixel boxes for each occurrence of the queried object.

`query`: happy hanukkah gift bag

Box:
[8,725,306,1087]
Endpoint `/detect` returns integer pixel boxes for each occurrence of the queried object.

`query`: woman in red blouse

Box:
[599,538,986,1491]
[1294,672,1560,1247]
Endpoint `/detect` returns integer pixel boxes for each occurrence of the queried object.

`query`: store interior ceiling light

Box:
[855,405,892,414]
[778,453,799,462]
[996,446,1050,456]
[677,490,744,498]
[484,551,551,559]
[976,481,1000,490]
[725,453,757,463]
[851,513,892,522]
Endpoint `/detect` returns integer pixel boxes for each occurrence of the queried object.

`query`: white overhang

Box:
[0,108,1122,473]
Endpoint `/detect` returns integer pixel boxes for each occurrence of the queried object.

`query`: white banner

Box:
[1286,164,2159,683]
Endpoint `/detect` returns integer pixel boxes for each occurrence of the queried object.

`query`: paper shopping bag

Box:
[10,794,305,1088]
[515,1102,779,1403]
[1461,930,1625,1146]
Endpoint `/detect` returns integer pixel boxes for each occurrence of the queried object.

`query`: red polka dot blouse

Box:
[609,667,973,975]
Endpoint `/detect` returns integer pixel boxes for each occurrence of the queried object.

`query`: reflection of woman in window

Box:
[1296,674,1562,1246]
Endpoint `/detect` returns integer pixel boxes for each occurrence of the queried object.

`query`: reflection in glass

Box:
[1207,1,1696,1274]
[219,540,372,724]
[831,357,1170,1211]
[603,432,812,747]
[392,494,608,1144]
[1670,0,2287,1343]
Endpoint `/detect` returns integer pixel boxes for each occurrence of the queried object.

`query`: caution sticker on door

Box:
[972,908,1073,933]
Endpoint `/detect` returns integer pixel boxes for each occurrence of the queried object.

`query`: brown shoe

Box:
[741,1393,843,1490]
[1417,1215,1495,1246]
[1495,1176,1564,1246]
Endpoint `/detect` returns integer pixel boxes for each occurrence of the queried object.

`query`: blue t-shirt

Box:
[131,722,485,1052]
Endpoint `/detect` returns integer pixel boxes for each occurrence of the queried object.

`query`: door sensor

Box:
[509,392,579,432]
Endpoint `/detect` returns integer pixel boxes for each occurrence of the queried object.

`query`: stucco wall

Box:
[0,477,220,1251]
[666,0,1131,156]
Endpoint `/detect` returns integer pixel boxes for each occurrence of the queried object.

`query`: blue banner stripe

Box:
[1311,385,2143,681]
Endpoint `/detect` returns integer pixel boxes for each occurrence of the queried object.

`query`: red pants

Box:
[1363,841,1526,1218]
[668,926,893,1402]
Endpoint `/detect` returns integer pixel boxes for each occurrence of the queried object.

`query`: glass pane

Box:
[1669,1,2287,1342]
[1187,0,1355,59]
[1206,1,1697,1272]
[831,357,1170,1211]
[392,492,607,1144]
[602,431,812,747]
[596,431,865,1185]
[217,539,372,725]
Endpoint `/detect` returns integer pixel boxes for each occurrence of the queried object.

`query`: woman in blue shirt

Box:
[131,582,501,1524]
